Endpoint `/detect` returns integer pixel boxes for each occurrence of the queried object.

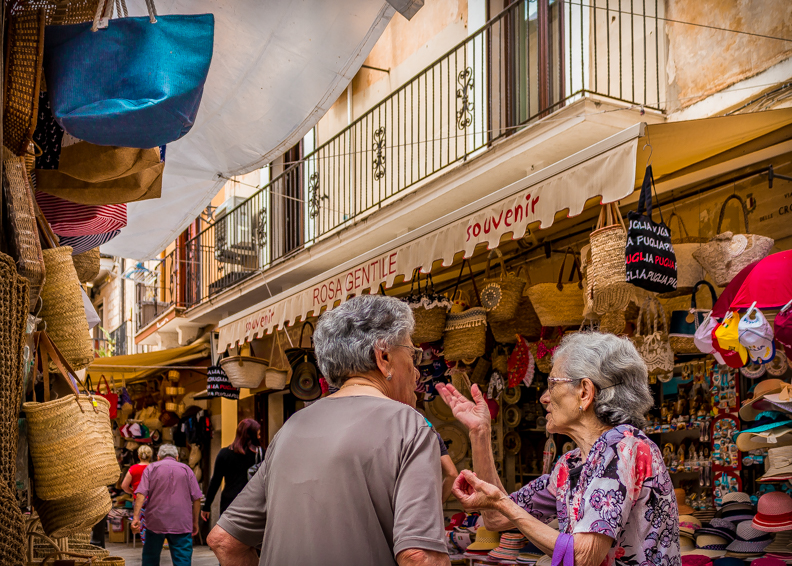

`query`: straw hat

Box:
[740,379,789,421]
[680,534,696,552]
[725,521,774,554]
[753,492,792,532]
[680,515,703,536]
[488,532,527,560]
[467,527,500,551]
[759,446,792,481]
[676,487,695,515]
[682,534,729,558]
[697,519,737,542]
[763,530,792,554]
[721,492,753,506]
[735,412,792,451]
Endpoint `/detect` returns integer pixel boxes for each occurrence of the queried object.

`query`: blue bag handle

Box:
[552,533,575,566]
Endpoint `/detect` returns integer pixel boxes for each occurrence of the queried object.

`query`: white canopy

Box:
[102,0,404,259]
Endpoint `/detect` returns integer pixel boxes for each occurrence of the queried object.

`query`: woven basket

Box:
[580,244,596,320]
[3,7,45,156]
[528,330,562,374]
[403,271,450,344]
[12,0,101,26]
[220,356,268,389]
[443,308,487,362]
[3,154,45,310]
[35,486,111,538]
[69,530,91,544]
[589,202,631,313]
[72,248,100,284]
[164,386,185,396]
[481,249,525,323]
[527,248,585,328]
[23,332,120,500]
[95,557,125,566]
[40,247,94,370]
[693,195,774,287]
[660,212,706,297]
[491,345,509,375]
[0,481,26,564]
[265,331,291,390]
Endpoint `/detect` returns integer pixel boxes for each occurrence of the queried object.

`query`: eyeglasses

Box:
[393,344,423,366]
[547,377,575,391]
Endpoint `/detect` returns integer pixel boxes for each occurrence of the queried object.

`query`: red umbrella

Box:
[711,260,760,318]
[718,250,792,314]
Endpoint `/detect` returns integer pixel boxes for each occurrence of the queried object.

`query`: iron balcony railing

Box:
[142,0,664,320]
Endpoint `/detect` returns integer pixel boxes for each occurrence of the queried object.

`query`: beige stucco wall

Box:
[665,0,792,112]
[317,0,469,144]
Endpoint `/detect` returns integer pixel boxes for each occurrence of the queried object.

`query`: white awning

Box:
[217,123,643,352]
[101,0,402,259]
[216,107,792,353]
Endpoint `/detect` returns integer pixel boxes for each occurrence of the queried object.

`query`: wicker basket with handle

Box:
[404,270,450,344]
[489,266,541,344]
[443,260,487,362]
[692,194,774,286]
[34,486,112,538]
[481,249,525,323]
[527,248,585,328]
[72,248,100,284]
[22,332,120,500]
[659,212,706,298]
[589,202,631,314]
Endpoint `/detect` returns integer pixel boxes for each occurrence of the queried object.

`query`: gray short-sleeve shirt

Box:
[217,395,447,565]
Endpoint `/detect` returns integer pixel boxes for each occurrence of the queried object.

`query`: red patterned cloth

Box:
[35,191,126,237]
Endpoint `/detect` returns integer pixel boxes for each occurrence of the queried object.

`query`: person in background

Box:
[439,332,679,566]
[436,432,458,502]
[201,418,262,522]
[132,444,203,566]
[208,295,450,566]
[121,445,153,544]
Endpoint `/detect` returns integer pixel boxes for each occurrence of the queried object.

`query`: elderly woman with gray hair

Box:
[438,332,680,566]
[209,295,450,566]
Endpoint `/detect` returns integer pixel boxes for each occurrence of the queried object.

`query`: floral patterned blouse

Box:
[510,425,681,566]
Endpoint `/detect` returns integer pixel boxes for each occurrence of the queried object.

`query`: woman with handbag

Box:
[200,419,262,522]
[438,332,679,566]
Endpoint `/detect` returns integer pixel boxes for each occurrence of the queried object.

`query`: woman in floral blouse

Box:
[438,332,680,566]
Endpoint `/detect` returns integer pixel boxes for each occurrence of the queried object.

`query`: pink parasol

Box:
[711,261,760,318]
[713,251,792,316]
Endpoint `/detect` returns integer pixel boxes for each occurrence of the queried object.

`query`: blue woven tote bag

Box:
[43,3,213,148]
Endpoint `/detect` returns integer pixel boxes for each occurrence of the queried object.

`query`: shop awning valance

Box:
[217,108,792,353]
[89,336,211,384]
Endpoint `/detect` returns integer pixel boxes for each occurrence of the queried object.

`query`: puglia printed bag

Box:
[625,165,677,294]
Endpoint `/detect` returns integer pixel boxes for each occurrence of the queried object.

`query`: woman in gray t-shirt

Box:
[208,295,450,566]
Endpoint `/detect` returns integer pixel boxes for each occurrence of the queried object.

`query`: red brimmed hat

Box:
[752,492,792,532]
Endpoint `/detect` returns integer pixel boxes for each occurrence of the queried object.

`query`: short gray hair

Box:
[552,332,653,428]
[314,295,415,387]
[157,444,179,461]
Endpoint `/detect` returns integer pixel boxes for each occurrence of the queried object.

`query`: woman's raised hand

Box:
[451,469,507,512]
[435,383,491,433]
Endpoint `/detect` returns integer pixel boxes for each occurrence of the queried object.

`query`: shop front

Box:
[216,108,792,563]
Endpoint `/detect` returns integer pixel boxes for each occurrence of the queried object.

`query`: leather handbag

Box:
[669,281,718,354]
[94,375,118,419]
[43,0,214,148]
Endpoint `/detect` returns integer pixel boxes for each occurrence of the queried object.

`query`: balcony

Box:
[141,0,664,320]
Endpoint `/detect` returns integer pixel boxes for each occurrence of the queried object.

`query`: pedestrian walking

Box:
[131,444,203,566]
[121,445,153,544]
[201,418,262,522]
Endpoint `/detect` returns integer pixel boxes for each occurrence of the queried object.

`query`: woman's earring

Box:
[579,405,583,412]
[386,373,392,381]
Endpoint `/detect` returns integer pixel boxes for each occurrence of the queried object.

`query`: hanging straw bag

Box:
[529,327,562,373]
[34,486,112,539]
[443,261,487,362]
[527,248,585,327]
[661,212,706,297]
[481,249,525,323]
[580,244,596,321]
[23,332,120,500]
[265,331,291,390]
[589,202,632,313]
[668,281,718,354]
[3,5,45,156]
[404,270,450,344]
[633,297,674,381]
[219,342,268,389]
[693,194,774,286]
[40,246,94,371]
[72,248,100,283]
[489,266,542,344]
[2,153,45,310]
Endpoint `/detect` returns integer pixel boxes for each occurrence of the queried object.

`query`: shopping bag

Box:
[43,1,214,148]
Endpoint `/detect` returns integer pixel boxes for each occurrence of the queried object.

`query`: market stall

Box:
[216,109,792,565]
